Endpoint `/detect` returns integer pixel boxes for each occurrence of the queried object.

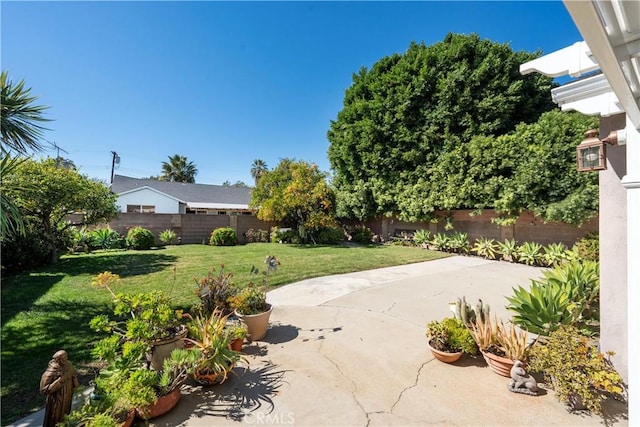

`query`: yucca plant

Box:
[543,242,568,267]
[517,241,543,266]
[473,237,497,260]
[497,238,518,262]
[159,229,177,245]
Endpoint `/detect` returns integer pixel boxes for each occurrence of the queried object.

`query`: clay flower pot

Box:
[427,340,463,363]
[235,304,273,341]
[481,350,515,377]
[136,386,181,419]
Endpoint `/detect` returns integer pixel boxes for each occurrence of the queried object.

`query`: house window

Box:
[126,204,155,213]
[217,211,227,216]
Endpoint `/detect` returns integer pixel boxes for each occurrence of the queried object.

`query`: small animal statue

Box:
[40,350,80,427]
[508,360,539,396]
[265,255,280,273]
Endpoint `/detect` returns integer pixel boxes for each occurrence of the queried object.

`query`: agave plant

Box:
[506,278,579,336]
[473,237,498,260]
[543,242,568,267]
[497,238,518,262]
[517,242,543,266]
[412,229,431,247]
[431,233,450,252]
[448,231,470,254]
[542,260,600,322]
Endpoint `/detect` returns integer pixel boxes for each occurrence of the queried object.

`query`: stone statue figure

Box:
[508,360,539,396]
[40,350,80,427]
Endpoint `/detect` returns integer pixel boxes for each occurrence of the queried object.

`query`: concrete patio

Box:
[12,256,628,426]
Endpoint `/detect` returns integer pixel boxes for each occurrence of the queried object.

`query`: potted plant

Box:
[88,332,198,422]
[184,311,246,385]
[91,272,187,370]
[228,286,273,341]
[529,325,625,414]
[193,265,238,317]
[225,319,248,351]
[425,318,478,363]
[469,315,531,377]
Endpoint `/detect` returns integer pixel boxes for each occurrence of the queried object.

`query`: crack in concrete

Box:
[389,360,431,414]
[385,301,396,313]
[317,338,370,426]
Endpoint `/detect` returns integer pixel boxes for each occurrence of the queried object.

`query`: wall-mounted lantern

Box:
[577,129,606,171]
[576,129,626,172]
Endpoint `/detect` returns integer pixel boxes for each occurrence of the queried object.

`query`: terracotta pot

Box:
[193,365,233,385]
[136,386,181,419]
[120,410,135,427]
[230,338,244,352]
[481,350,515,377]
[427,340,463,363]
[235,304,273,341]
[149,327,188,371]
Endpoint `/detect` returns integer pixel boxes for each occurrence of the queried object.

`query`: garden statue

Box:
[40,350,80,427]
[266,255,280,273]
[508,360,539,396]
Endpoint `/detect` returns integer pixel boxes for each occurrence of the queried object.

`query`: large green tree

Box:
[327,33,556,220]
[395,110,599,225]
[250,159,336,239]
[2,158,118,264]
[161,154,198,183]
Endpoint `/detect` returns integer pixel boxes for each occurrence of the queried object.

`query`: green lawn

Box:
[1,243,446,425]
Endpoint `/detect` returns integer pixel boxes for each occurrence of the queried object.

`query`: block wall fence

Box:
[350,209,598,247]
[108,209,598,248]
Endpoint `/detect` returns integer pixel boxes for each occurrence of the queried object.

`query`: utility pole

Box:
[46,140,68,168]
[110,151,120,183]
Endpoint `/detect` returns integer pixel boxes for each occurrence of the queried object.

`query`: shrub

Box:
[244,228,269,243]
[571,232,599,261]
[0,226,51,274]
[67,226,92,253]
[350,226,374,244]
[529,325,625,414]
[209,227,237,246]
[431,233,450,251]
[314,226,345,244]
[448,231,470,254]
[159,229,177,245]
[126,226,155,250]
[270,227,300,244]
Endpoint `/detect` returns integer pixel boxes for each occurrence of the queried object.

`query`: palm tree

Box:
[1,71,50,240]
[161,154,198,183]
[250,159,268,185]
[1,71,51,155]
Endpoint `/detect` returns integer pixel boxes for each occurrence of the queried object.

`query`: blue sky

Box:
[1,1,583,186]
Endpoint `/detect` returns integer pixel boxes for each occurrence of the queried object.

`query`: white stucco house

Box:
[521,0,639,422]
[111,174,254,215]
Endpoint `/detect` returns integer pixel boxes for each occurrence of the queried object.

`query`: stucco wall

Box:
[116,188,180,214]
[598,114,628,381]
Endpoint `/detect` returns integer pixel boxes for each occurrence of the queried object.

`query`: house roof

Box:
[111,175,253,209]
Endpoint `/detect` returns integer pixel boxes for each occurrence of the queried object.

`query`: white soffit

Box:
[563,0,640,129]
